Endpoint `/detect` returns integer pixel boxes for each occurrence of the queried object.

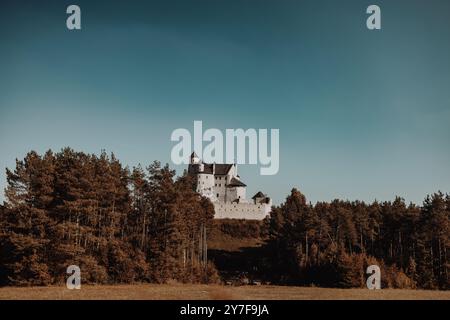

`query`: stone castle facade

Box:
[188,152,271,220]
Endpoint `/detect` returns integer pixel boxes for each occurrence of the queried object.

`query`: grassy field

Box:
[0,284,449,300]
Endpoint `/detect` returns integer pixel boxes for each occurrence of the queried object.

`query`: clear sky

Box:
[1,0,449,205]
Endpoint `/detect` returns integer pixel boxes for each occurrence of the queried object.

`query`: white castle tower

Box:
[188,152,271,220]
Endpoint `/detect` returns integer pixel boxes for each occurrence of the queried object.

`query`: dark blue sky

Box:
[1,0,449,204]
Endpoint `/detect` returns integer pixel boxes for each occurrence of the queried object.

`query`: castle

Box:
[188,152,271,220]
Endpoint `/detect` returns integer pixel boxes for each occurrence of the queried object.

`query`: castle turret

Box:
[190,152,200,164]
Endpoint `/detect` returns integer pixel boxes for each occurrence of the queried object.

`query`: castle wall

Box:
[214,175,227,202]
[235,186,246,201]
[196,173,215,200]
[227,166,236,180]
[227,187,237,202]
[213,202,270,220]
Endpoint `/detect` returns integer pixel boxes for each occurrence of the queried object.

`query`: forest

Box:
[0,148,218,285]
[0,148,448,290]
[260,189,449,289]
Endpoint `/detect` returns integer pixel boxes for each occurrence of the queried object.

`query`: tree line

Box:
[0,148,218,286]
[261,189,449,289]
[0,149,448,290]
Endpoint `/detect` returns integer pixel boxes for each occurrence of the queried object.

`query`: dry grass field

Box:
[0,284,449,300]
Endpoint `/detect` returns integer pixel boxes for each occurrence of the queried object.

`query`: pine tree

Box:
[417,192,449,289]
[1,151,55,285]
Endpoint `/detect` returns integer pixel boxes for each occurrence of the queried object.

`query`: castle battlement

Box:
[188,152,271,220]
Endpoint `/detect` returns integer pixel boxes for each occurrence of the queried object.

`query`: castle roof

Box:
[252,191,266,199]
[188,163,233,175]
[212,163,233,175]
[227,177,247,187]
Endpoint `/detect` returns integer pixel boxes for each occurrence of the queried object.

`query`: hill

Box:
[208,219,266,283]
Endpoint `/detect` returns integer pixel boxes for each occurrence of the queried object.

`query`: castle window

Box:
[217,193,219,198]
